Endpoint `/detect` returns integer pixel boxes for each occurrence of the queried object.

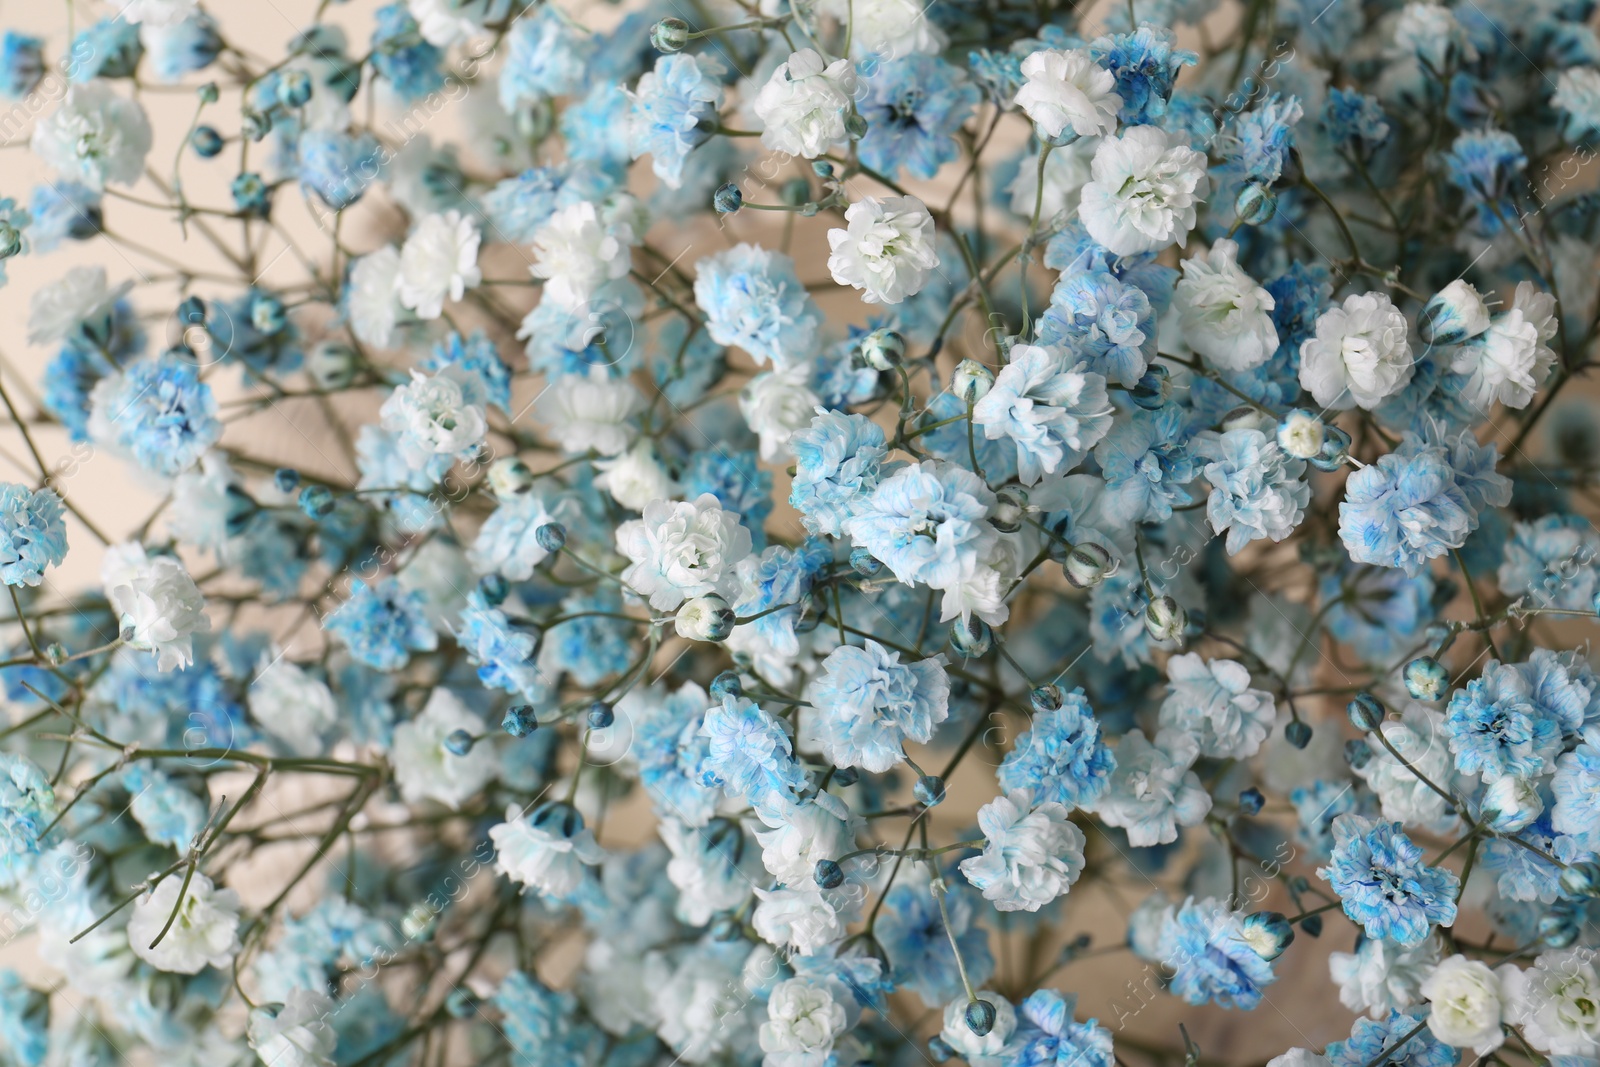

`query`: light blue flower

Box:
[370,2,445,100]
[917,389,1018,483]
[1227,94,1302,186]
[1552,725,1600,837]
[1321,564,1436,662]
[972,345,1112,485]
[456,591,550,703]
[422,330,512,414]
[0,753,56,860]
[1090,25,1196,125]
[356,425,449,535]
[324,577,438,671]
[145,13,222,82]
[628,53,723,189]
[857,55,980,181]
[697,694,807,822]
[122,766,207,850]
[1497,514,1600,611]
[812,640,950,773]
[0,485,67,587]
[1444,128,1527,235]
[1157,897,1278,1009]
[1319,815,1458,945]
[68,20,142,81]
[493,970,606,1067]
[998,689,1116,810]
[728,540,831,673]
[1096,406,1196,524]
[846,459,997,590]
[693,243,823,369]
[1291,779,1374,860]
[0,31,45,99]
[631,682,721,826]
[876,879,995,1007]
[539,589,633,687]
[1008,988,1115,1067]
[683,449,771,549]
[500,4,595,109]
[0,970,46,1067]
[1194,427,1310,554]
[562,81,635,175]
[1338,436,1477,575]
[296,129,384,210]
[1327,1011,1460,1067]
[1035,271,1155,387]
[790,409,889,538]
[1517,648,1599,735]
[208,288,304,379]
[27,182,102,252]
[1477,796,1591,903]
[1444,659,1564,782]
[519,277,643,377]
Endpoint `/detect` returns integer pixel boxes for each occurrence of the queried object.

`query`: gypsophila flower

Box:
[972,344,1113,485]
[1157,897,1280,1009]
[323,577,437,671]
[1501,948,1600,1056]
[1329,935,1440,1018]
[1095,728,1211,846]
[101,542,209,671]
[528,200,633,312]
[1174,239,1279,370]
[396,210,482,320]
[811,640,950,772]
[753,49,858,160]
[1319,815,1459,946]
[790,409,889,537]
[699,693,807,822]
[127,871,241,974]
[87,354,221,478]
[827,195,940,305]
[1326,1010,1460,1067]
[0,485,67,588]
[1008,989,1116,1067]
[999,688,1116,809]
[959,791,1086,911]
[1079,125,1207,255]
[628,53,723,189]
[490,802,606,899]
[31,80,152,189]
[695,243,824,369]
[858,55,980,180]
[1420,955,1507,1054]
[1301,292,1415,410]
[1015,48,1122,140]
[1443,659,1564,782]
[1194,428,1310,554]
[617,493,752,612]
[1158,653,1276,758]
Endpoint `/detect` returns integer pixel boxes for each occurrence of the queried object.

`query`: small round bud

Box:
[298,485,335,519]
[309,341,359,390]
[176,295,207,327]
[1284,720,1313,749]
[814,858,845,889]
[1344,738,1372,770]
[857,328,906,371]
[529,800,585,840]
[987,486,1028,534]
[1309,425,1353,472]
[914,774,946,807]
[713,182,743,214]
[1239,911,1295,960]
[587,702,615,730]
[489,457,536,498]
[1419,279,1491,347]
[964,999,997,1037]
[1144,595,1186,643]
[850,547,883,577]
[1238,787,1265,816]
[650,17,691,51]
[1559,860,1600,899]
[1276,409,1326,460]
[224,485,260,536]
[477,574,509,606]
[1403,656,1449,701]
[1030,683,1064,713]
[831,766,858,787]
[951,359,994,404]
[812,160,835,179]
[197,82,220,104]
[443,729,475,756]
[949,616,992,658]
[676,593,735,642]
[241,110,272,141]
[1130,364,1172,409]
[230,171,270,216]
[534,523,567,554]
[251,292,286,335]
[45,642,68,665]
[928,1036,955,1063]
[1538,912,1579,948]
[502,705,539,737]
[709,669,743,701]
[0,223,19,261]
[1300,915,1323,938]
[844,112,868,140]
[274,468,301,493]
[1063,542,1117,589]
[1346,691,1386,732]
[401,903,437,941]
[277,69,313,108]
[444,989,475,1018]
[1234,181,1277,225]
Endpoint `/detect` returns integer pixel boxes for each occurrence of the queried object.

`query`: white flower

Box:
[536,368,645,457]
[121,0,198,24]
[1502,949,1600,1056]
[753,803,856,886]
[596,441,679,510]
[407,0,486,46]
[1451,307,1549,410]
[753,50,858,159]
[1421,279,1492,344]
[1079,126,1207,257]
[1481,774,1543,833]
[32,81,152,190]
[126,871,241,974]
[391,688,498,808]
[616,493,753,611]
[529,200,633,312]
[958,791,1085,912]
[247,988,336,1067]
[940,992,1017,1067]
[347,246,405,348]
[248,652,338,756]
[1157,654,1276,759]
[1006,139,1098,222]
[1277,410,1326,460]
[1174,240,1279,370]
[827,195,940,305]
[1299,292,1415,410]
[1093,728,1211,847]
[817,0,945,57]
[1353,703,1459,831]
[396,210,482,319]
[1329,931,1439,1018]
[1421,955,1507,1054]
[654,944,755,1064]
[741,365,822,462]
[1554,67,1600,139]
[28,265,130,345]
[759,978,847,1067]
[752,887,845,956]
[101,543,210,672]
[1014,49,1121,140]
[1390,2,1476,67]
[379,367,489,470]
[167,453,235,552]
[1266,1052,1333,1067]
[661,817,752,926]
[490,801,606,897]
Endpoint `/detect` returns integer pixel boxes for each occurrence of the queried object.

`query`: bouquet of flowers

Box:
[0,0,1598,1063]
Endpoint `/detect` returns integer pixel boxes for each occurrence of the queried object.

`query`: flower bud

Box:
[1238,787,1265,816]
[1234,181,1278,225]
[713,182,743,214]
[309,341,359,390]
[990,485,1028,533]
[1538,911,1579,947]
[1284,720,1313,749]
[1030,684,1064,712]
[401,903,437,941]
[813,160,835,179]
[534,522,567,552]
[1144,595,1186,643]
[964,999,997,1036]
[502,705,539,737]
[445,989,475,1017]
[274,468,301,493]
[858,328,906,371]
[241,110,272,142]
[444,729,475,756]
[1403,656,1449,701]
[529,800,585,840]
[489,457,535,498]
[1301,915,1323,938]
[951,359,994,404]
[1239,911,1295,960]
[844,112,868,140]
[949,616,992,657]
[277,69,313,108]
[814,858,845,889]
[298,485,334,518]
[850,547,883,577]
[710,669,742,700]
[587,702,615,729]
[231,172,270,216]
[1344,738,1372,770]
[0,223,19,261]
[914,774,946,807]
[1559,860,1600,899]
[1276,409,1325,460]
[197,82,219,104]
[1130,364,1171,409]
[676,593,735,642]
[1481,775,1542,833]
[252,292,286,335]
[650,17,690,51]
[1221,405,1269,434]
[1419,279,1491,346]
[929,1036,955,1063]
[1063,542,1117,589]
[1309,425,1353,472]
[1346,691,1386,731]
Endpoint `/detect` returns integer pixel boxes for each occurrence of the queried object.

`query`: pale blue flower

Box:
[27,182,102,252]
[971,345,1113,485]
[324,577,438,671]
[1090,26,1196,125]
[356,425,450,535]
[561,81,635,174]
[1552,726,1600,837]
[698,694,806,822]
[1095,406,1196,524]
[998,689,1116,810]
[876,879,995,1007]
[1035,271,1156,387]
[628,53,723,189]
[499,5,594,109]
[456,591,550,703]
[1227,94,1302,186]
[857,55,980,181]
[1517,648,1599,736]
[1157,897,1278,1009]
[846,460,997,590]
[422,330,512,414]
[631,682,721,826]
[1291,779,1374,860]
[297,129,383,210]
[493,971,606,1067]
[1444,659,1564,782]
[1321,565,1435,663]
[1444,128,1527,235]
[1319,815,1458,945]
[1478,797,1591,903]
[1008,989,1116,1067]
[1323,88,1391,149]
[146,13,222,82]
[1327,1011,1459,1067]
[0,753,55,861]
[370,2,445,101]
[0,970,46,1067]
[0,485,67,587]
[0,32,44,99]
[539,589,633,687]
[790,409,889,537]
[122,766,207,850]
[1497,514,1600,611]
[1194,427,1310,554]
[693,243,823,369]
[1338,436,1477,575]
[812,640,950,773]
